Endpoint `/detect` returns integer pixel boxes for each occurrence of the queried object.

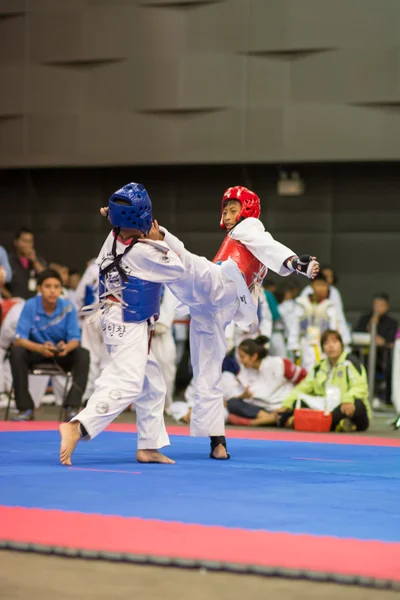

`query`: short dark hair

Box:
[311,271,328,283]
[15,228,33,240]
[223,199,241,208]
[374,293,389,302]
[320,329,344,349]
[37,269,63,287]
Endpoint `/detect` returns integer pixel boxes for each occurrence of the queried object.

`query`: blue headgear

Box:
[108,183,153,234]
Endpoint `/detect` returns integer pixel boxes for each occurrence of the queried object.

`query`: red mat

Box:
[1,506,400,583]
[1,422,400,588]
[1,421,399,447]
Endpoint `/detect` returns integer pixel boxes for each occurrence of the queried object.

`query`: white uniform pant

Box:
[151,331,176,410]
[189,297,239,437]
[164,230,256,439]
[392,339,400,412]
[81,316,110,400]
[71,306,169,450]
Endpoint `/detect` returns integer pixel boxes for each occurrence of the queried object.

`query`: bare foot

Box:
[212,443,228,459]
[136,449,175,464]
[59,422,81,466]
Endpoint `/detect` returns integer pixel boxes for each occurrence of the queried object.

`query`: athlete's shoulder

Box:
[231,217,264,236]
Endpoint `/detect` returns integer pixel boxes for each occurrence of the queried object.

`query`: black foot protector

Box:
[210,435,230,460]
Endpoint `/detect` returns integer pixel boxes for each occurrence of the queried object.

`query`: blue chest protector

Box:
[99,230,162,323]
[84,282,97,307]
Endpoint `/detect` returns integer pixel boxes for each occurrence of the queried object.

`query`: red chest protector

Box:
[213,235,266,289]
[0,298,21,325]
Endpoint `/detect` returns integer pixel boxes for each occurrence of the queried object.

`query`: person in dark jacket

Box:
[355,293,398,404]
[7,228,46,299]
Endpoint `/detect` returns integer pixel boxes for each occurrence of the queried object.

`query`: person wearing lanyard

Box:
[10,269,90,421]
[277,329,371,432]
[7,228,46,299]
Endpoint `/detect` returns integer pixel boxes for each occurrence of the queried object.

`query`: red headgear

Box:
[220,186,261,229]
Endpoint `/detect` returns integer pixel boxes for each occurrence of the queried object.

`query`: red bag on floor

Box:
[294,408,332,432]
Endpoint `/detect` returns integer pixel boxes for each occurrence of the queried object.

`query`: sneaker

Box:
[12,409,34,422]
[336,418,356,433]
[393,415,400,431]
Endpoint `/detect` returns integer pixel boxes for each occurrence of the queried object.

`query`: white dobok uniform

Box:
[220,356,305,412]
[161,217,295,438]
[75,260,110,401]
[392,337,400,413]
[225,291,273,352]
[300,284,351,346]
[71,232,184,450]
[151,285,179,411]
[288,295,339,371]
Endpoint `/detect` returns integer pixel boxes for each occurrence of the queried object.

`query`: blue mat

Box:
[1,431,399,542]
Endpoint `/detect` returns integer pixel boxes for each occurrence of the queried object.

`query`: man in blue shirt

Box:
[10,269,90,421]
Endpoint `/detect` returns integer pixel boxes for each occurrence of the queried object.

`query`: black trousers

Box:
[227,397,265,419]
[10,346,90,411]
[278,398,369,432]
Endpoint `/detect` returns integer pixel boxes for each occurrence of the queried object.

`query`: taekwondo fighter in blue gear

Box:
[59,183,184,466]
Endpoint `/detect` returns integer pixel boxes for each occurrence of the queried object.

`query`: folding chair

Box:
[5,363,72,422]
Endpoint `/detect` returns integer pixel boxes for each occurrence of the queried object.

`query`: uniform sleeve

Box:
[335,302,351,346]
[300,285,312,299]
[15,301,34,340]
[230,218,295,276]
[0,246,12,283]
[280,302,298,344]
[342,363,368,405]
[259,293,273,338]
[287,301,302,351]
[282,369,316,409]
[126,241,184,283]
[157,286,180,329]
[327,302,339,331]
[65,304,81,342]
[282,358,307,384]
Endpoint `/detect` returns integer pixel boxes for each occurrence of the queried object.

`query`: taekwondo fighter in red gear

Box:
[59,183,184,466]
[160,186,319,460]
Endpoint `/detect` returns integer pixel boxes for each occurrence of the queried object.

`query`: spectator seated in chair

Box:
[277,329,371,432]
[9,269,90,421]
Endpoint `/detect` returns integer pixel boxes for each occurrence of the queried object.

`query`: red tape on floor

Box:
[1,506,399,581]
[1,421,399,447]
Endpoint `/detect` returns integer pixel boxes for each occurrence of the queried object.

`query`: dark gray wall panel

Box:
[1,0,400,165]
